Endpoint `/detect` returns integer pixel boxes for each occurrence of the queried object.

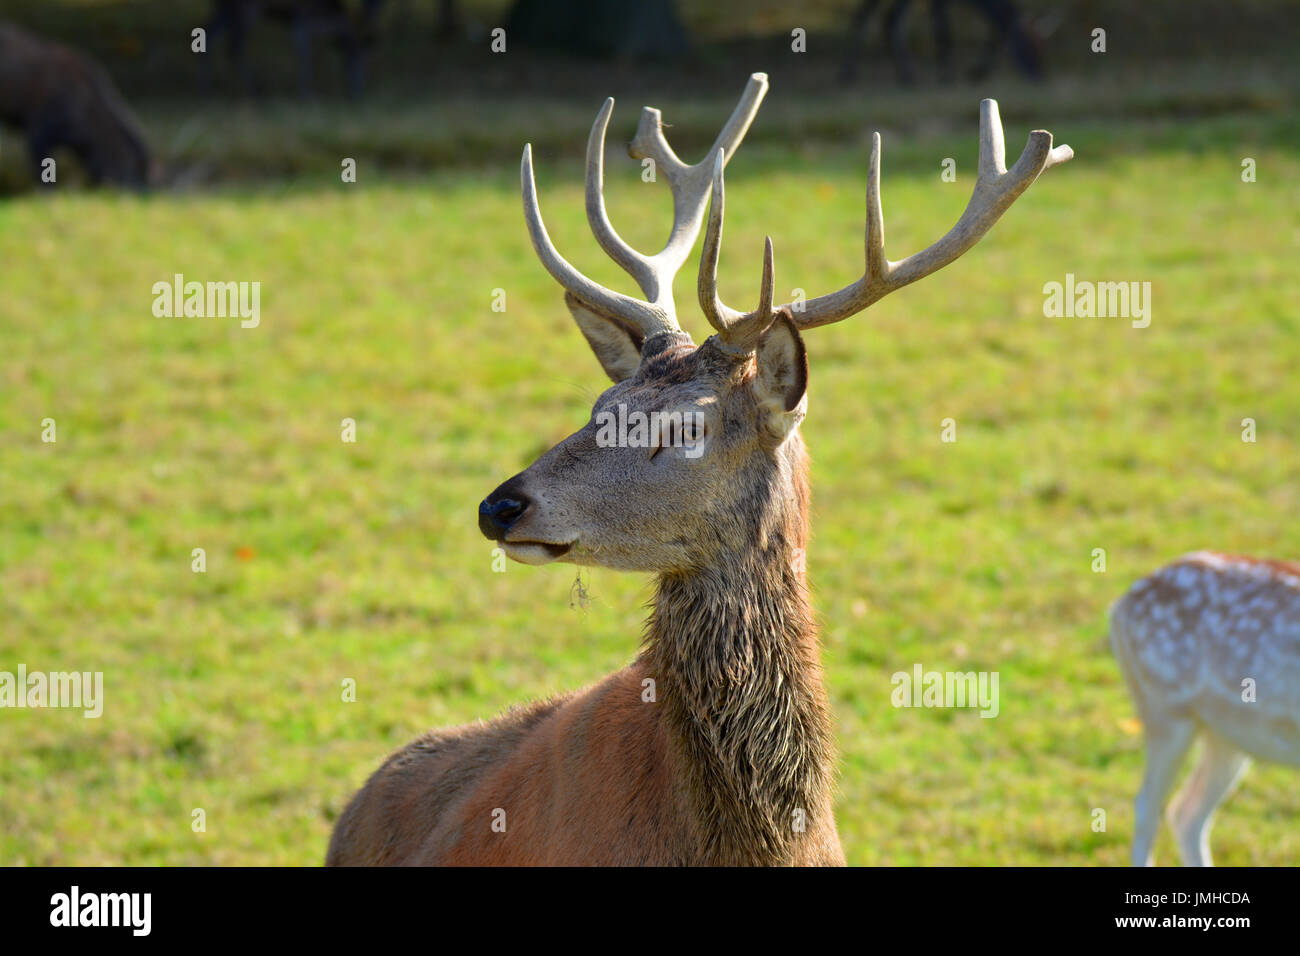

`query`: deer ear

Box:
[565,292,645,384]
[753,314,808,440]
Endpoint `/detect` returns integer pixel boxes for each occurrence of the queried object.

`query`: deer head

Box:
[478,74,1072,574]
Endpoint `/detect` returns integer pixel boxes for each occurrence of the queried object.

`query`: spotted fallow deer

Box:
[327,74,1071,866]
[1112,551,1300,866]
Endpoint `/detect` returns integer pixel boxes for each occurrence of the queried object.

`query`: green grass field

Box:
[2,0,1299,866]
[4,105,1298,865]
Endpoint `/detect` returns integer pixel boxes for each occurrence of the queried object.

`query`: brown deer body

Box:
[327,75,1071,866]
[0,21,154,188]
[203,0,384,97]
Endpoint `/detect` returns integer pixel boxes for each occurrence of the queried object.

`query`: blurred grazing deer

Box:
[0,21,154,188]
[204,0,386,97]
[839,0,1048,86]
[327,74,1071,866]
[1112,552,1300,866]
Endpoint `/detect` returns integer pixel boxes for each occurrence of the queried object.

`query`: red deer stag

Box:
[1112,551,1300,865]
[328,74,1072,866]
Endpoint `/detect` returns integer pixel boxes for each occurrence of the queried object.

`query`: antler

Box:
[698,98,1073,349]
[520,73,769,342]
[698,149,777,352]
[785,99,1072,330]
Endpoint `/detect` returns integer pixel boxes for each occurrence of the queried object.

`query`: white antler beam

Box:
[780,99,1073,330]
[521,143,674,337]
[521,73,770,343]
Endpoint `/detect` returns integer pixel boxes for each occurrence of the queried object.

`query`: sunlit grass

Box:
[2,112,1298,864]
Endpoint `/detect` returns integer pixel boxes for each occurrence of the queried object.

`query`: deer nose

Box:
[478,484,532,541]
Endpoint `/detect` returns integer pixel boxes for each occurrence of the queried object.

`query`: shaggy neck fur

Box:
[644,435,835,865]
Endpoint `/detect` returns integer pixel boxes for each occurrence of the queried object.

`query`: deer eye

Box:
[648,415,707,460]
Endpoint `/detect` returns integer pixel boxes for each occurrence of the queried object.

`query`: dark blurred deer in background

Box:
[203,0,387,97]
[839,0,1055,86]
[0,21,155,188]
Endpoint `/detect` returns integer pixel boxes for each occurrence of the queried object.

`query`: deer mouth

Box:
[501,540,574,565]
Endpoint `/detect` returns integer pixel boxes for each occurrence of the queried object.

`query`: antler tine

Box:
[780,98,1073,331]
[585,97,660,300]
[522,73,771,344]
[628,72,769,286]
[699,149,777,350]
[521,143,675,338]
